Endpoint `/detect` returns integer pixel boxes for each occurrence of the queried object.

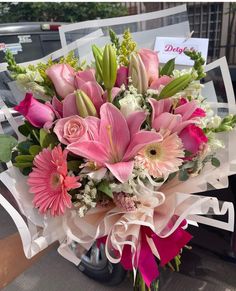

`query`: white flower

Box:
[119,94,142,117]
[206,116,222,129]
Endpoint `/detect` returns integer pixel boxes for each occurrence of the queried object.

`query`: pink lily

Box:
[67,103,162,183]
[149,98,202,134]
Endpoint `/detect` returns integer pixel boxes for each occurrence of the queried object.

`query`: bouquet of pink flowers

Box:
[1,30,236,290]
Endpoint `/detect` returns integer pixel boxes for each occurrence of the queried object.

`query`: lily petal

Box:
[105,161,134,183]
[63,93,78,117]
[99,103,130,160]
[175,100,197,121]
[85,116,101,141]
[80,81,104,113]
[126,111,147,137]
[149,98,172,124]
[67,141,109,164]
[149,75,172,90]
[152,113,182,133]
[123,131,163,161]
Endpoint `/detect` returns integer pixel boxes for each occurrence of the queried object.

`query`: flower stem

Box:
[141,276,146,291]
[107,89,112,102]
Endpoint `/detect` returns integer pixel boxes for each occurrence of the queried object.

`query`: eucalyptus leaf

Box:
[211,157,220,167]
[98,180,113,198]
[178,169,189,181]
[0,134,17,162]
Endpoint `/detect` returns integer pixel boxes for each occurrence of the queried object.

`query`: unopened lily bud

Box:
[92,45,103,82]
[75,90,97,118]
[129,53,148,94]
[102,44,117,90]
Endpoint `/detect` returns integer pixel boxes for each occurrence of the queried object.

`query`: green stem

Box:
[107,89,112,103]
[141,276,146,291]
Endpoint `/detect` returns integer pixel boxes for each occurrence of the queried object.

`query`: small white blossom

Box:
[119,94,142,117]
[206,116,222,129]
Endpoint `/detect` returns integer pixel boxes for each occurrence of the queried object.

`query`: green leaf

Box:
[18,123,30,137]
[15,155,34,163]
[178,169,189,181]
[17,140,34,154]
[168,172,177,181]
[160,58,175,76]
[211,157,220,167]
[184,150,193,158]
[0,134,17,162]
[39,129,58,148]
[67,160,81,172]
[97,180,113,198]
[13,162,33,169]
[29,145,42,156]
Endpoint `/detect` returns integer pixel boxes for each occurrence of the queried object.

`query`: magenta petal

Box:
[80,81,104,112]
[126,111,147,137]
[99,103,130,160]
[152,113,182,133]
[105,161,134,183]
[67,141,109,164]
[138,230,159,287]
[63,93,79,117]
[123,131,162,161]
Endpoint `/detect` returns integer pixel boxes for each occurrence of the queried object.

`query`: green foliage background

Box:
[0,2,128,23]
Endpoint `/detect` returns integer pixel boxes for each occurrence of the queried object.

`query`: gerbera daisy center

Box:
[145,144,162,160]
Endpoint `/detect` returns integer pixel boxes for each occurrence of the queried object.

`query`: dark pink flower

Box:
[115,66,128,87]
[179,124,208,155]
[14,93,55,128]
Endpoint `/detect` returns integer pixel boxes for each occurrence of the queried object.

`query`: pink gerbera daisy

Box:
[135,133,184,178]
[28,145,81,216]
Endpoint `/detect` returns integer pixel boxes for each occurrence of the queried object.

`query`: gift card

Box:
[154,37,209,66]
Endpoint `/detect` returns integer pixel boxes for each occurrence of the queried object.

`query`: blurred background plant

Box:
[0,2,128,23]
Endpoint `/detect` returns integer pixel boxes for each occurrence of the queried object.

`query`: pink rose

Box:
[54,115,88,145]
[14,93,55,128]
[138,48,159,84]
[179,124,208,155]
[46,64,75,99]
[115,66,128,87]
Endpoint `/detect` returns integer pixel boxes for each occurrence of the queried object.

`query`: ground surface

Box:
[1,205,236,291]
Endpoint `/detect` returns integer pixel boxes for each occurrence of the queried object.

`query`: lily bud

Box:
[92,45,103,82]
[75,90,97,118]
[129,53,148,94]
[102,44,117,90]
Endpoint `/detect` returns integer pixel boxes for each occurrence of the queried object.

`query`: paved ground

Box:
[1,204,236,291]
